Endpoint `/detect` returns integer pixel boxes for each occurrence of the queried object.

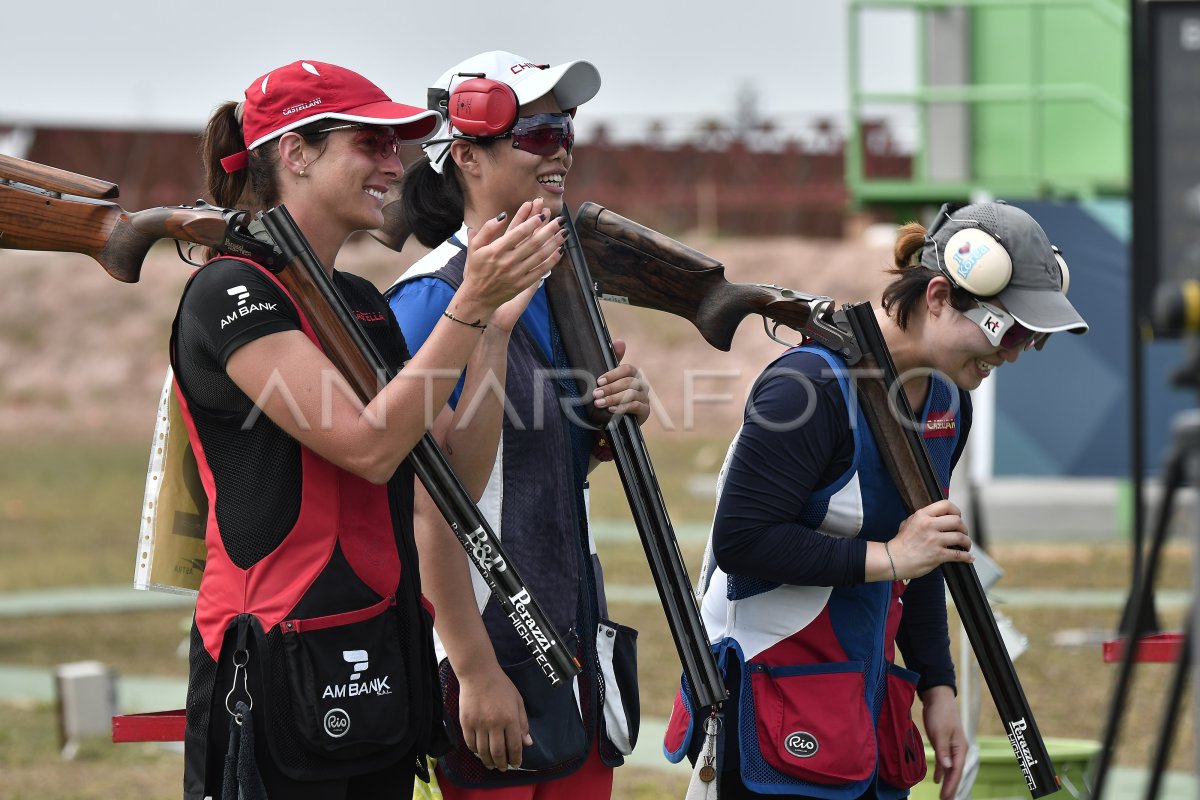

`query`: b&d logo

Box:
[324,707,351,738]
[785,731,819,758]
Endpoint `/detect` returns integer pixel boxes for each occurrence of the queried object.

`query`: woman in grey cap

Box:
[387,51,647,799]
[663,200,1086,800]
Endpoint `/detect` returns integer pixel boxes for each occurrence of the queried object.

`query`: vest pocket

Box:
[596,618,640,755]
[439,635,588,777]
[279,594,411,757]
[876,663,928,789]
[747,660,873,785]
[504,648,588,770]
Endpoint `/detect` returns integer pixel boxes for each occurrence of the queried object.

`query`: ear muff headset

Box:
[926,202,1071,298]
[1052,245,1071,295]
[448,77,520,138]
[937,226,1013,297]
[426,73,522,140]
[927,202,1013,297]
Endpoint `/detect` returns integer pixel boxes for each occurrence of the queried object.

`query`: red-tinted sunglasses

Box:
[963,300,1047,351]
[498,113,575,157]
[315,123,402,160]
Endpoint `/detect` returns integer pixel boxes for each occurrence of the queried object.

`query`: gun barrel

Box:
[547,204,728,711]
[260,205,581,686]
[842,302,1060,797]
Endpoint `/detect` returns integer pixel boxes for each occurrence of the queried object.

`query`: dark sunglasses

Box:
[497,113,574,157]
[313,123,402,160]
[963,300,1047,351]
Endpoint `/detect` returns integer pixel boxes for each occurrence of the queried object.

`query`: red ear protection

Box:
[449,78,519,138]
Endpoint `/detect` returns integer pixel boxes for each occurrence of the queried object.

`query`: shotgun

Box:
[0,156,578,686]
[0,154,409,283]
[256,205,578,686]
[840,303,1058,797]
[572,203,1060,797]
[543,205,727,712]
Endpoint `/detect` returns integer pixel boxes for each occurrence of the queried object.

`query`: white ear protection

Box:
[927,202,1070,299]
[1052,245,1071,295]
[938,227,1013,297]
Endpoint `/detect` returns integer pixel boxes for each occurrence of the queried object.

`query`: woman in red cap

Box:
[388,51,645,800]
[176,59,564,799]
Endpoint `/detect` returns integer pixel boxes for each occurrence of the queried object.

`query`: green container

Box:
[909,736,1099,800]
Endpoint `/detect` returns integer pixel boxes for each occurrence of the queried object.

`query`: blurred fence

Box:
[1,119,914,238]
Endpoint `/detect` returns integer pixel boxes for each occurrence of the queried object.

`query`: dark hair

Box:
[201,102,270,216]
[402,139,500,249]
[401,157,465,248]
[200,103,332,217]
[881,221,977,329]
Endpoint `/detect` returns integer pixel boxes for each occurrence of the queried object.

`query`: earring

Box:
[298,168,307,177]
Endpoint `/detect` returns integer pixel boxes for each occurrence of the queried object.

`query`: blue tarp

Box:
[994,199,1193,477]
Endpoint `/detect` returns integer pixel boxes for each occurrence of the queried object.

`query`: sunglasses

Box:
[497,113,575,157]
[963,301,1047,351]
[313,123,402,161]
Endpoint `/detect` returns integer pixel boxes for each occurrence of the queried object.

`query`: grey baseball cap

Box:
[921,201,1089,335]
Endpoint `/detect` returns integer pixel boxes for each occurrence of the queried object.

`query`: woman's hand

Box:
[921,685,968,800]
[457,663,532,771]
[889,499,973,580]
[592,339,651,425]
[488,278,543,335]
[456,198,565,322]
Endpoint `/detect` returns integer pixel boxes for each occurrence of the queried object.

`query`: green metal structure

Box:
[847,0,1129,203]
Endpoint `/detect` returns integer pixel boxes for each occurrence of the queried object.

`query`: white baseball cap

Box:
[423,50,600,173]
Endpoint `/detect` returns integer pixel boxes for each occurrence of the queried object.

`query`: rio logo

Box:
[324,708,351,738]
[784,731,819,759]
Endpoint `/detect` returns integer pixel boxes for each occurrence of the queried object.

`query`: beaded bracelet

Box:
[443,310,487,331]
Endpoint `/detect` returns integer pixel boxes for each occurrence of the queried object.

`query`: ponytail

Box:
[893,221,926,271]
[402,156,468,249]
[199,101,279,217]
[881,221,975,329]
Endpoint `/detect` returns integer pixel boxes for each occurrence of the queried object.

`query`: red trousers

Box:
[435,744,614,800]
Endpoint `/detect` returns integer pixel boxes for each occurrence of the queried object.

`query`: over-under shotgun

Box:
[571,202,1060,797]
[0,156,577,686]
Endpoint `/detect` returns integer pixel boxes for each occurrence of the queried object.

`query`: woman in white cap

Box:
[387,51,647,799]
[663,201,1088,800]
[177,59,563,799]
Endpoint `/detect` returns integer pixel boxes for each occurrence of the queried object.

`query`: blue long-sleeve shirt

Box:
[712,349,970,690]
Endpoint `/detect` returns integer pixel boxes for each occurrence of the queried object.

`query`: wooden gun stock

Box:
[0,182,154,283]
[574,202,815,350]
[0,157,279,283]
[0,160,262,284]
[0,153,119,199]
[371,196,411,252]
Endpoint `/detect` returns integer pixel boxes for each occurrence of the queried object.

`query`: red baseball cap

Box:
[222,60,441,172]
